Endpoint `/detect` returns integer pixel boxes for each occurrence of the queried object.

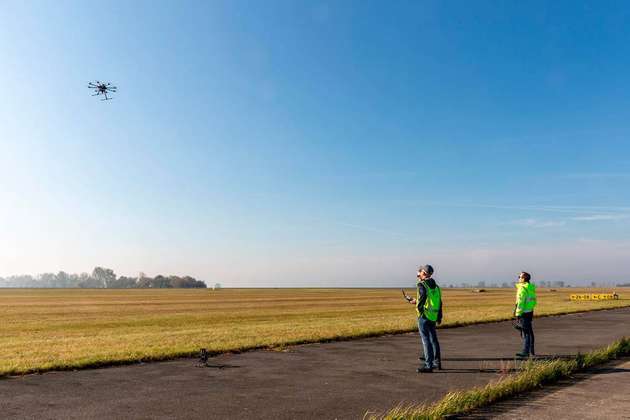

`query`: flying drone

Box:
[87,81,117,100]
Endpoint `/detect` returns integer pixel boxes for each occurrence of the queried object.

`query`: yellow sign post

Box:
[570,293,619,301]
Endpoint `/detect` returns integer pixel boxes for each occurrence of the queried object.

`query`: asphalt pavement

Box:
[465,358,630,419]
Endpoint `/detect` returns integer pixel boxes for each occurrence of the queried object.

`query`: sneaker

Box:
[515,352,529,358]
[416,366,433,373]
[432,362,442,370]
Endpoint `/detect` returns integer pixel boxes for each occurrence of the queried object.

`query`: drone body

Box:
[88,81,117,100]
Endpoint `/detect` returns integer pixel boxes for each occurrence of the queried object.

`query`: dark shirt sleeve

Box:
[437,300,443,324]
[416,283,427,316]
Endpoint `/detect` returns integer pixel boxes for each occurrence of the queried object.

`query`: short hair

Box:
[521,272,531,282]
[419,265,434,276]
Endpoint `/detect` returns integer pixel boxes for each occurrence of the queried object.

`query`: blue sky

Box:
[2,0,630,286]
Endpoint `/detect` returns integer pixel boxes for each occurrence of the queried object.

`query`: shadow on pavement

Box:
[197,363,240,369]
[419,355,577,361]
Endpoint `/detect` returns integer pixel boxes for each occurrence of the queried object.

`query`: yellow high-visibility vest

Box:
[423,285,441,322]
[515,282,537,316]
[416,282,441,321]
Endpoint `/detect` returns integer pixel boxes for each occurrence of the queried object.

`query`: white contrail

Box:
[420,201,630,214]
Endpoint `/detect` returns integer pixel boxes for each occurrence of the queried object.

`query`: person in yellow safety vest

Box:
[407,264,443,373]
[514,271,537,358]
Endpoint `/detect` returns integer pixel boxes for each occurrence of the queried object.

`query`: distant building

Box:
[213,283,222,290]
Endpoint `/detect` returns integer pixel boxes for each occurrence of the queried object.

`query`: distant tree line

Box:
[0,267,207,289]
[453,280,570,288]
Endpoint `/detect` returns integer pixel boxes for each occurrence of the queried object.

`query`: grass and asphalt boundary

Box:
[376,337,630,419]
[2,303,630,378]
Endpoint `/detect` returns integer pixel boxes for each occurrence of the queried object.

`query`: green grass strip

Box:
[378,336,630,419]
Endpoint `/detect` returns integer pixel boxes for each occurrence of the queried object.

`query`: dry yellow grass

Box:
[0,287,628,376]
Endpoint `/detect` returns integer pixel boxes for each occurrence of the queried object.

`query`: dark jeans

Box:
[418,317,441,368]
[518,311,535,355]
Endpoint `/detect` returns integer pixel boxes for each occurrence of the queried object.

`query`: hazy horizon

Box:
[2,1,630,287]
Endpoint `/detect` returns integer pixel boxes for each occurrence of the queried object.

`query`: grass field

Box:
[1,287,629,376]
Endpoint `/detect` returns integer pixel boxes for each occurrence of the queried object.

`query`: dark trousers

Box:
[418,317,441,368]
[519,311,535,355]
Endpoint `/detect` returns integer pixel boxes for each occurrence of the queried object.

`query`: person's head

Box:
[417,265,434,281]
[519,272,531,283]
